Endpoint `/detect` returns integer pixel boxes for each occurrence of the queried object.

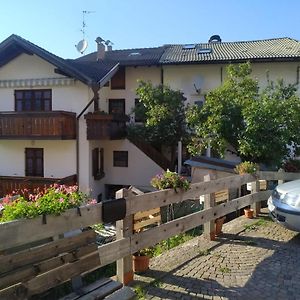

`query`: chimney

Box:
[106,45,112,52]
[95,37,105,60]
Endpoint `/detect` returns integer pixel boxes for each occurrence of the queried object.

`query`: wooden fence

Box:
[0,171,299,298]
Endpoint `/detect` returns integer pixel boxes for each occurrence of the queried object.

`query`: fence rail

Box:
[0,170,299,297]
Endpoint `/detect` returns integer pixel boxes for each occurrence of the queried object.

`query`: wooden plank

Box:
[0,237,131,297]
[0,204,102,251]
[258,171,300,181]
[0,243,97,290]
[98,238,131,267]
[215,189,228,202]
[78,280,122,300]
[203,174,216,240]
[133,215,161,231]
[104,286,136,300]
[134,208,160,220]
[0,283,27,300]
[0,230,96,274]
[25,252,101,297]
[251,181,261,216]
[131,191,271,253]
[59,278,112,300]
[127,173,256,215]
[116,189,133,285]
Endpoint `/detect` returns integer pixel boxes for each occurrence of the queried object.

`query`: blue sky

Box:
[1,0,300,59]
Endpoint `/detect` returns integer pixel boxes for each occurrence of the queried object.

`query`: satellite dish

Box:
[75,39,88,54]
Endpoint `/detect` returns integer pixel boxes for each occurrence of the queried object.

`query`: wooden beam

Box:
[203,174,216,241]
[131,191,271,253]
[0,204,102,251]
[0,230,96,274]
[127,174,256,215]
[116,189,133,285]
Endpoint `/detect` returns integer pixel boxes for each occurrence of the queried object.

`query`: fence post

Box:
[203,174,216,241]
[250,179,261,216]
[116,188,134,285]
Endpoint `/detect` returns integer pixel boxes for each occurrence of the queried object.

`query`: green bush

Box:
[151,169,190,191]
[234,161,259,175]
[0,185,96,222]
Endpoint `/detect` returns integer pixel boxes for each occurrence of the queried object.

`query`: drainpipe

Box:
[296,66,300,85]
[160,66,164,85]
[220,66,223,84]
[76,84,100,185]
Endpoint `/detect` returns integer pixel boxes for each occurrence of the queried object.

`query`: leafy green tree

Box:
[128,81,188,169]
[187,62,300,167]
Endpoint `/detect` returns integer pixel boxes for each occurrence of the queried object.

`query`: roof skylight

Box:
[128,52,141,56]
[198,48,212,54]
[182,44,196,50]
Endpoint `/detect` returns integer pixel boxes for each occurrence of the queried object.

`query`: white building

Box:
[0,34,299,199]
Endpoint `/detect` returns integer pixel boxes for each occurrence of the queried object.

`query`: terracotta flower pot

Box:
[132,255,150,273]
[215,216,226,236]
[244,208,254,219]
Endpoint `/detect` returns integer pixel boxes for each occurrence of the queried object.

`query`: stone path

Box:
[132,211,300,299]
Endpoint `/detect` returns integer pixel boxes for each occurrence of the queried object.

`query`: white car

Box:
[268,179,300,232]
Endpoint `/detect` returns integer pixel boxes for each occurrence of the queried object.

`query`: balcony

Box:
[84,113,129,140]
[0,111,76,140]
[0,174,77,197]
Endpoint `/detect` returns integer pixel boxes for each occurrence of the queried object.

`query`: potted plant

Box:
[234,161,259,218]
[132,248,153,273]
[150,169,190,192]
[234,161,259,175]
[244,208,254,219]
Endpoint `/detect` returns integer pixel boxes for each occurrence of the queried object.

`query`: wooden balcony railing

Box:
[0,174,77,197]
[84,113,129,140]
[0,111,76,139]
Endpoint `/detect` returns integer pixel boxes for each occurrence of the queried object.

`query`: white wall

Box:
[0,140,76,178]
[99,66,161,120]
[87,139,163,198]
[0,53,92,113]
[163,61,300,107]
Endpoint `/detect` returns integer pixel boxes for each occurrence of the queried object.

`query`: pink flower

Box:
[59,198,64,203]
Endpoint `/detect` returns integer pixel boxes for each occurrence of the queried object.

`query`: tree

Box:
[187,62,300,167]
[128,81,189,169]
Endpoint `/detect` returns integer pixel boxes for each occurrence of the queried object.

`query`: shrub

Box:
[0,184,96,223]
[234,161,259,175]
[150,169,190,191]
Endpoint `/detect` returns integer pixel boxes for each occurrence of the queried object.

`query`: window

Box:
[113,151,128,167]
[109,99,125,115]
[134,98,146,122]
[111,67,125,89]
[15,89,52,112]
[25,148,44,177]
[92,147,104,180]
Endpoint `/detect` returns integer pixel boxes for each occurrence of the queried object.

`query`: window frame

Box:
[113,151,128,167]
[25,148,44,177]
[15,89,52,112]
[109,99,125,115]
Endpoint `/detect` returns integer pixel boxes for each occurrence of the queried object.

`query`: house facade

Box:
[0,34,299,199]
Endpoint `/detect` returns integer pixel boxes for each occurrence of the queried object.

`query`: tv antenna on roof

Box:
[75,10,95,54]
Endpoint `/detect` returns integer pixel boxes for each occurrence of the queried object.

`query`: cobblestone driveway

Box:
[132,212,300,300]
